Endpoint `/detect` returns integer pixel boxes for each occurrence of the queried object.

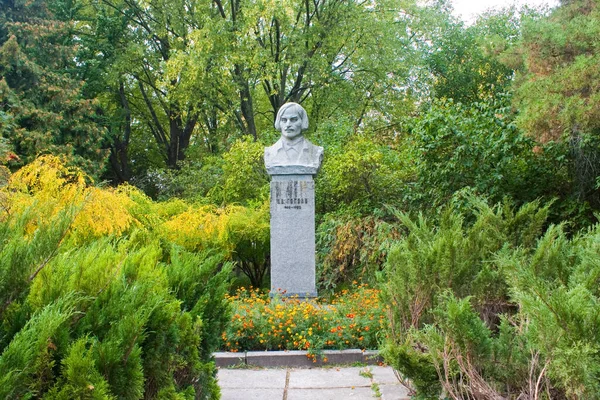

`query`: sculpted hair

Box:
[274,102,309,131]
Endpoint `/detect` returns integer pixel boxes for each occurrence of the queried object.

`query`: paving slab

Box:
[287,366,371,389]
[370,365,400,384]
[378,383,411,400]
[220,388,285,400]
[217,365,412,400]
[217,368,287,389]
[287,387,376,399]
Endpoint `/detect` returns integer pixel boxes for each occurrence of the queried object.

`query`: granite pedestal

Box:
[269,173,317,298]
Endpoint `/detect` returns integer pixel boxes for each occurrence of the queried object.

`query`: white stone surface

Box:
[287,367,371,389]
[371,365,401,384]
[217,366,412,400]
[220,388,285,400]
[287,387,375,399]
[217,369,287,389]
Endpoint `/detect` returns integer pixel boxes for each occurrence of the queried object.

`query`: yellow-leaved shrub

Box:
[0,156,240,399]
[2,156,137,243]
[160,202,271,286]
[1,155,271,285]
[161,205,226,251]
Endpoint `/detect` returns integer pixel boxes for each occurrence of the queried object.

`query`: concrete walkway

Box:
[217,366,412,400]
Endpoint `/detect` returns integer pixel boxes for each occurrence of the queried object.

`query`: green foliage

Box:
[411,293,532,399]
[0,294,77,398]
[224,203,270,288]
[140,156,224,202]
[45,337,115,399]
[423,8,518,103]
[407,96,563,208]
[514,0,600,207]
[208,137,269,205]
[379,339,440,398]
[379,196,557,398]
[515,0,600,143]
[317,137,410,213]
[379,194,600,398]
[0,0,107,176]
[316,210,400,291]
[15,238,228,398]
[0,206,74,336]
[166,246,233,359]
[159,201,270,287]
[381,196,549,333]
[0,158,232,399]
[500,223,600,398]
[70,0,423,181]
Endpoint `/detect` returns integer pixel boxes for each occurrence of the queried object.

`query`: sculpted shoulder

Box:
[264,102,323,176]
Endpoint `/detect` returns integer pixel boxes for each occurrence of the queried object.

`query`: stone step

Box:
[214,349,382,368]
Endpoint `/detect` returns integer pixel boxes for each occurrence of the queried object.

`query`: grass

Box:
[359,367,374,379]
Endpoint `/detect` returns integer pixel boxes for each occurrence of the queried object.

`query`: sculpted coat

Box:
[264,102,323,175]
[264,137,323,170]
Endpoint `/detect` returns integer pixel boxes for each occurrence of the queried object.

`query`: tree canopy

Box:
[1,0,598,226]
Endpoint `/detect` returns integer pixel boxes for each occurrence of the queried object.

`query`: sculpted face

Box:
[279,108,303,140]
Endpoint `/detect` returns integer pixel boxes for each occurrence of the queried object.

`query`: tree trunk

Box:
[166,107,198,169]
[108,80,132,183]
[234,64,257,140]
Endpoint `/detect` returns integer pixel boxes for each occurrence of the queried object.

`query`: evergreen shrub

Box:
[377,196,595,398]
[0,156,233,399]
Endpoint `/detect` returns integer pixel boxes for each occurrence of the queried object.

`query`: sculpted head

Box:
[275,102,309,140]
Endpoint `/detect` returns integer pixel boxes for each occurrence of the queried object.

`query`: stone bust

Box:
[264,102,323,175]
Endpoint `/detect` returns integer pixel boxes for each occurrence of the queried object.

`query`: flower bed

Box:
[221,284,387,361]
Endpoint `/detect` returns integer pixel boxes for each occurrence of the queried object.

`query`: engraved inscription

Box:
[274,180,310,211]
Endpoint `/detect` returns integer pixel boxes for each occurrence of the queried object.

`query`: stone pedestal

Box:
[269,174,317,298]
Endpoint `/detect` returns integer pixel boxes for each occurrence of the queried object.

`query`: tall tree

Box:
[178,0,421,140]
[0,0,107,175]
[423,8,519,103]
[78,0,422,180]
[514,0,600,205]
[75,0,136,183]
[77,0,214,171]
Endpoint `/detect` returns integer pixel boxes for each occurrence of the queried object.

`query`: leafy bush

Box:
[5,155,139,245]
[316,136,411,213]
[225,203,270,288]
[161,202,270,287]
[207,137,269,205]
[137,156,224,202]
[407,97,567,212]
[381,197,549,333]
[316,210,400,291]
[1,234,231,398]
[500,224,600,398]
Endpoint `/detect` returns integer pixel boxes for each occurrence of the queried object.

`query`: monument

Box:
[265,102,323,298]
